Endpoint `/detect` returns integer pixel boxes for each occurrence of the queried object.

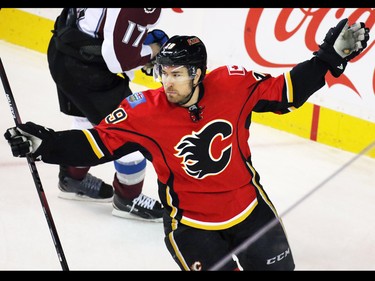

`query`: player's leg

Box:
[47,34,163,214]
[112,152,163,222]
[57,116,114,202]
[47,32,112,201]
[163,220,240,271]
[232,192,295,271]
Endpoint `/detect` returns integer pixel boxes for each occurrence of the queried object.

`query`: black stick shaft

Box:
[0,57,69,271]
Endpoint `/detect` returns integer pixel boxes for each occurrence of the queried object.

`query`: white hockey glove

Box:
[4,122,54,160]
[314,18,370,77]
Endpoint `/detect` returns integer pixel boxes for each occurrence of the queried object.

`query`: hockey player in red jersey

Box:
[5,19,370,270]
[47,8,169,221]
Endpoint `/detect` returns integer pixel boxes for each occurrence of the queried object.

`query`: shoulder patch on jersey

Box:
[126,92,146,108]
[226,65,246,76]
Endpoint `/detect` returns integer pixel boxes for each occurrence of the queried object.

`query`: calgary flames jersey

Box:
[42,58,327,230]
[91,60,325,230]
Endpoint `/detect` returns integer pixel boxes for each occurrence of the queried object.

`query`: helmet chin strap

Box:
[178,81,199,106]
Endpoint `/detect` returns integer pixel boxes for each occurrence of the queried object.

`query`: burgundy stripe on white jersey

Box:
[73,8,162,79]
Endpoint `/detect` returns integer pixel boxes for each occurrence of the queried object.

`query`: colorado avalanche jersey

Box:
[73,8,162,79]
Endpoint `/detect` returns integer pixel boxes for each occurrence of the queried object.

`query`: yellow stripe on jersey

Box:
[166,185,179,230]
[180,199,258,230]
[246,161,279,218]
[82,129,105,159]
[167,232,190,270]
[284,71,293,103]
[284,71,296,112]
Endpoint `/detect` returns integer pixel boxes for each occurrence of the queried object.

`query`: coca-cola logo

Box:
[244,8,375,97]
[171,8,374,98]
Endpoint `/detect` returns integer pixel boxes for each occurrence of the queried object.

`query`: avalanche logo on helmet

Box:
[174,120,233,179]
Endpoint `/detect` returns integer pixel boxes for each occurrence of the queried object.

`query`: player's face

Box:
[161,66,195,104]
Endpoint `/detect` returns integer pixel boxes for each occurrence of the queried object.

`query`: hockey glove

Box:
[142,30,169,76]
[314,18,370,77]
[143,29,169,47]
[141,61,155,76]
[4,122,54,160]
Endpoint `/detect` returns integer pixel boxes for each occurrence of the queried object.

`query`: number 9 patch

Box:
[105,108,127,124]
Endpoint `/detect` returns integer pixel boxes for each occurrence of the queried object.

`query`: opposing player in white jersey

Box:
[47,8,168,221]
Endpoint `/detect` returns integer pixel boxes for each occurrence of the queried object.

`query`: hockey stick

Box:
[0,58,69,271]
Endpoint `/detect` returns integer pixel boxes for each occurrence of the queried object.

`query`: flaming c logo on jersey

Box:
[174,120,233,179]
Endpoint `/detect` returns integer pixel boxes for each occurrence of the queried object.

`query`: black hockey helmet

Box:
[154,35,207,83]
